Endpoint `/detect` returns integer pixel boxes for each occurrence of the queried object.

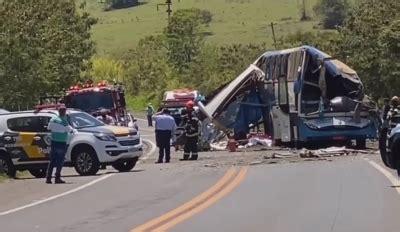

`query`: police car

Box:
[0,108,143,178]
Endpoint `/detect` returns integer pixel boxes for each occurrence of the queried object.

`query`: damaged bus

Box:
[201,46,379,148]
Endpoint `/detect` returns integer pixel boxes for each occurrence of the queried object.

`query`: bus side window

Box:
[278,75,289,114]
[278,76,288,105]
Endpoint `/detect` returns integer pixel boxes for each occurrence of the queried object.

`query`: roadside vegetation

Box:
[0,174,7,183]
[81,0,320,56]
[0,0,399,111]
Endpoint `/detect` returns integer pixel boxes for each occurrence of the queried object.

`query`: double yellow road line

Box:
[131,166,249,232]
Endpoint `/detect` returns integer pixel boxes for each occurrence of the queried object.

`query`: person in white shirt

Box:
[152,108,177,163]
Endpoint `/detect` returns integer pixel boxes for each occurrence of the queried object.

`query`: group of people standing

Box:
[150,101,201,163]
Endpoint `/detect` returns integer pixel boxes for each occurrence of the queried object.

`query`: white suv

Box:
[0,109,143,177]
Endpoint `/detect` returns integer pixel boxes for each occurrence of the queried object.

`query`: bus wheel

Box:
[295,141,304,149]
[274,139,282,147]
[356,139,366,149]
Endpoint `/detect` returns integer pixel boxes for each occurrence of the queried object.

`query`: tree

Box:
[339,0,400,99]
[164,8,211,71]
[122,35,178,101]
[90,57,126,82]
[0,0,96,109]
[281,30,342,55]
[300,0,311,21]
[314,0,350,29]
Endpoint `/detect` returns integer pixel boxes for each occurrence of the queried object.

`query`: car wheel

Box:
[0,154,16,178]
[356,139,366,149]
[379,128,389,167]
[29,168,47,178]
[73,149,100,176]
[112,157,138,172]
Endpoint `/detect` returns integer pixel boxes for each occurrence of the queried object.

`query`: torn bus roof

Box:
[255,46,361,84]
[203,64,264,118]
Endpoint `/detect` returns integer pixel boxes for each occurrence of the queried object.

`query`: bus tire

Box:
[274,139,282,147]
[295,141,304,149]
[356,139,366,149]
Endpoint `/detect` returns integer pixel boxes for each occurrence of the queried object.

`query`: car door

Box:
[5,115,52,164]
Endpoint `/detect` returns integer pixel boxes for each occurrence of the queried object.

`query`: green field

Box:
[83,0,319,55]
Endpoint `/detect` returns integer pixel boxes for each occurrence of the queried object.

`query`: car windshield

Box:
[68,112,104,129]
[67,91,114,113]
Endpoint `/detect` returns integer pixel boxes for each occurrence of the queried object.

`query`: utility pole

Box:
[270,22,278,49]
[301,0,307,21]
[157,0,173,18]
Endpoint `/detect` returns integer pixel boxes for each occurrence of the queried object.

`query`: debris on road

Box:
[204,163,220,168]
[210,141,228,151]
[244,135,272,148]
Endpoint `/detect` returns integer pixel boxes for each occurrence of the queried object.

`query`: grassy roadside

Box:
[0,171,31,184]
[0,174,9,183]
[81,0,320,56]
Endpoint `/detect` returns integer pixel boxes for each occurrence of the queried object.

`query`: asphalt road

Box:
[1,119,400,232]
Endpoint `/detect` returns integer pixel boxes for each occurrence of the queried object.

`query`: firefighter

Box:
[179,100,195,126]
[175,100,196,151]
[181,110,201,161]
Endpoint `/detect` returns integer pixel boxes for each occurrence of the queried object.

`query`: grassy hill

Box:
[82,0,320,56]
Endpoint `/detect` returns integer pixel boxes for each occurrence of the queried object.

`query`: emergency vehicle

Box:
[159,89,200,125]
[63,80,129,127]
[0,105,143,178]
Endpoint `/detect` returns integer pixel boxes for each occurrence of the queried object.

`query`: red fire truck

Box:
[62,80,129,126]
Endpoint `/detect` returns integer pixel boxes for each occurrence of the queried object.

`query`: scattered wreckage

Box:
[200,46,380,149]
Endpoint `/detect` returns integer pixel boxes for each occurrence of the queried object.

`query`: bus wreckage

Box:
[200,46,379,148]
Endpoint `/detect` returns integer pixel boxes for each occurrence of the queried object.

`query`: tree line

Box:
[0,0,399,110]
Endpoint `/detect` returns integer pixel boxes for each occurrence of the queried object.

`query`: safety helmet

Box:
[186,100,194,109]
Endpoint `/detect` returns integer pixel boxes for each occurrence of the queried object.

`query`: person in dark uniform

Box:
[153,108,176,163]
[181,111,201,161]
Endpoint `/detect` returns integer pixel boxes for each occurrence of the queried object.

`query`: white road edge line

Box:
[0,174,114,216]
[139,139,156,161]
[0,138,156,216]
[366,159,400,194]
